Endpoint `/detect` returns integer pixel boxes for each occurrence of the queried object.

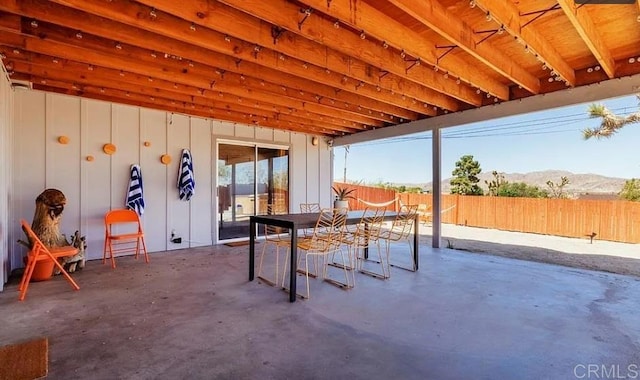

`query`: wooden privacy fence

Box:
[397,193,640,244]
[333,183,398,211]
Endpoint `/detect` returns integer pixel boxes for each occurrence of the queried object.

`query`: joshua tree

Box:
[485,171,507,196]
[546,176,570,198]
[582,95,640,139]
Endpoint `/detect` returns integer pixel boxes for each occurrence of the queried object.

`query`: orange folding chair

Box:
[18,220,80,301]
[103,209,149,268]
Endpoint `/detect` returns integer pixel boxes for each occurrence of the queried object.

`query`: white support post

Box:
[431,127,441,248]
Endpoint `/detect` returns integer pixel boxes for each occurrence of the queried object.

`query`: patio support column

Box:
[431,127,441,248]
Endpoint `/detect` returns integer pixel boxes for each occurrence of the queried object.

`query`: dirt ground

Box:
[419,223,640,278]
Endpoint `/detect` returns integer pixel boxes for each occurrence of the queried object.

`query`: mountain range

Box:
[411,170,629,195]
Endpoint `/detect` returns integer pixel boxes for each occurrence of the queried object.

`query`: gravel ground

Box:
[419,223,640,278]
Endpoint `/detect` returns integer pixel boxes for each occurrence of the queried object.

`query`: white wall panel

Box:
[318,140,332,208]
[0,70,13,287]
[254,127,273,141]
[290,133,307,210]
[111,104,140,210]
[166,114,190,250]
[189,118,212,247]
[234,124,254,139]
[11,90,46,269]
[45,94,81,237]
[306,139,320,204]
[7,90,330,277]
[140,109,168,252]
[212,120,234,136]
[273,129,290,143]
[81,99,112,260]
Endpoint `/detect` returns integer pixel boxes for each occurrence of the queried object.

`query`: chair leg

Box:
[18,258,38,301]
[388,238,416,272]
[258,242,280,287]
[140,237,149,263]
[107,241,116,269]
[102,233,108,265]
[47,253,80,291]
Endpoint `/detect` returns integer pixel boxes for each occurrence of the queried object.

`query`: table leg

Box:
[249,219,255,281]
[414,214,419,270]
[289,227,297,303]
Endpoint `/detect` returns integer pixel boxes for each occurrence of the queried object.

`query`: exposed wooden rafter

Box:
[47,0,451,113]
[468,0,575,86]
[0,0,637,139]
[288,0,507,100]
[557,0,615,79]
[131,0,476,107]
[389,0,540,94]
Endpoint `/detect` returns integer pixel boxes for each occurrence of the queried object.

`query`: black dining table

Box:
[249,210,419,302]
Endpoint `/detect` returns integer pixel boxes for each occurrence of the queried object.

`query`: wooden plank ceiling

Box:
[0,0,639,137]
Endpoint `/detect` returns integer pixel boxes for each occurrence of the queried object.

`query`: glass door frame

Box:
[215,138,290,244]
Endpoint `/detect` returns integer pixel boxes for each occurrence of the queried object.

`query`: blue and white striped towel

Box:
[178,149,195,201]
[126,164,145,215]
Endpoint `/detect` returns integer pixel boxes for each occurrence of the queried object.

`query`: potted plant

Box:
[332,185,356,210]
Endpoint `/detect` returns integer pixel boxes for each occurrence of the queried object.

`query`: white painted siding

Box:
[0,67,13,289]
[7,89,330,276]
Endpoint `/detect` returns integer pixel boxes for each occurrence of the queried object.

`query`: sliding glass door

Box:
[217,142,289,241]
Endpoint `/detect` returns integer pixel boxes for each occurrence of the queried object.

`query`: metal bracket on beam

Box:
[234,59,242,68]
[271,26,284,45]
[298,8,313,31]
[404,58,421,73]
[379,70,390,80]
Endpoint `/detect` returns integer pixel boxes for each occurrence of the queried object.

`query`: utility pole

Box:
[343,145,350,183]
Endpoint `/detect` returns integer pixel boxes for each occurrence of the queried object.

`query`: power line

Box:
[352,106,637,147]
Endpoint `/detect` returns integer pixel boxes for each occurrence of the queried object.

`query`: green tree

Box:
[497,182,548,198]
[546,176,570,198]
[582,95,640,139]
[450,155,483,195]
[619,179,640,201]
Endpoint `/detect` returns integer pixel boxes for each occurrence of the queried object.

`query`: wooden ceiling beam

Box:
[12,20,380,127]
[131,0,462,109]
[281,0,507,100]
[472,0,575,86]
[7,59,361,133]
[0,1,421,120]
[183,0,483,104]
[0,12,20,34]
[557,0,616,78]
[388,0,540,94]
[25,80,340,136]
[45,0,452,112]
[0,32,382,128]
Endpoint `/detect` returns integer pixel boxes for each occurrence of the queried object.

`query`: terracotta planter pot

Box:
[23,257,55,282]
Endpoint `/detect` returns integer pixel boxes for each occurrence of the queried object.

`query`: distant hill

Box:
[409,170,629,196]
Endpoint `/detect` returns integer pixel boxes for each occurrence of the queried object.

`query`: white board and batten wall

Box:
[0,66,14,290]
[5,89,331,279]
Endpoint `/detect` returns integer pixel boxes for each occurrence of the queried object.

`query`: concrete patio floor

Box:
[1,241,639,380]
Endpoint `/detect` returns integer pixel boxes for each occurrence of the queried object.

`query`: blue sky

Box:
[333,94,640,184]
